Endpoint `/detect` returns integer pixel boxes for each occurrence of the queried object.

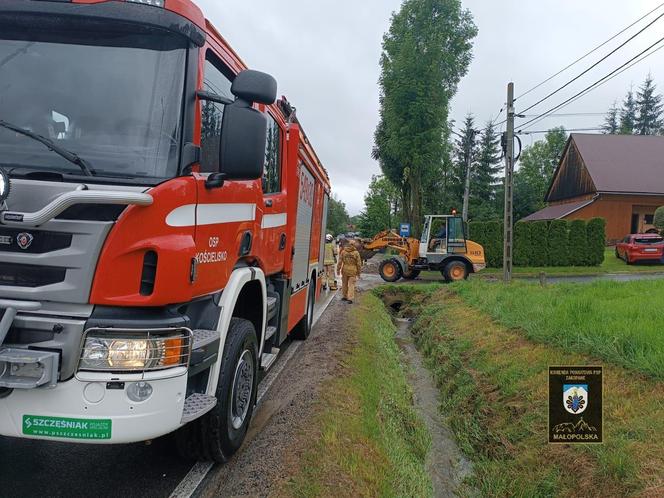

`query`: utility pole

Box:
[461,129,475,223]
[503,83,515,283]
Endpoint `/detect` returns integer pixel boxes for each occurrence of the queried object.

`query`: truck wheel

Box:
[292,279,315,340]
[379,259,402,282]
[401,268,421,280]
[176,318,258,463]
[443,261,468,282]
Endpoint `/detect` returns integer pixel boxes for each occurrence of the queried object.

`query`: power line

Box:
[519,112,605,117]
[516,1,664,102]
[518,39,664,131]
[516,35,664,132]
[518,127,603,135]
[518,10,664,114]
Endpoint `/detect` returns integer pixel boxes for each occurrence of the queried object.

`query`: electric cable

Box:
[516,1,664,102]
[516,35,664,132]
[518,10,664,113]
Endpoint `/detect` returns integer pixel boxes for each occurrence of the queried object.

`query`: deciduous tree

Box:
[327,195,350,237]
[513,127,568,220]
[358,175,400,237]
[373,0,477,235]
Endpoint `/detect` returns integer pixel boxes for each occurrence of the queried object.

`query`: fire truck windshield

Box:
[0,29,187,182]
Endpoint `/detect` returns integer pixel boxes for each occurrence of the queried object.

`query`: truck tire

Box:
[401,268,421,280]
[292,279,316,340]
[379,259,402,282]
[442,261,468,282]
[176,318,258,462]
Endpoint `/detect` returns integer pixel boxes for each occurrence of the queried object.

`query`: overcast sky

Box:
[200,0,664,215]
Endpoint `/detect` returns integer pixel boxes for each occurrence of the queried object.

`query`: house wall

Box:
[564,194,664,242]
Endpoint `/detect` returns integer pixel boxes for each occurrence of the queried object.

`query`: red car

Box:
[615,234,664,264]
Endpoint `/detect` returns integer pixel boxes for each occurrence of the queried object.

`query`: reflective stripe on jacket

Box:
[324,242,337,265]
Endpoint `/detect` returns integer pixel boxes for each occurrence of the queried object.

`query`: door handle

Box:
[264,199,273,208]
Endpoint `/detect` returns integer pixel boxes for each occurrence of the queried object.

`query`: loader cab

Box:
[419,215,467,259]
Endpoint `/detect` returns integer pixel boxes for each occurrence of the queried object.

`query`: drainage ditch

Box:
[381,291,472,497]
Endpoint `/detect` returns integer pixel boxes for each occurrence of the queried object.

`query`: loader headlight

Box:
[79,329,191,372]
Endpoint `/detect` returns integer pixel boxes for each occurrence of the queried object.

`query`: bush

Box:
[568,220,588,266]
[586,218,606,266]
[485,221,504,268]
[468,221,503,268]
[513,222,531,266]
[529,221,549,266]
[654,206,664,233]
[547,220,569,266]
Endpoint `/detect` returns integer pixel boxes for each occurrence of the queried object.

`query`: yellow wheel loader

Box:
[362,215,486,283]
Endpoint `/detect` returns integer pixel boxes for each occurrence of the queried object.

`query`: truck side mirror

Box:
[216,70,277,183]
[231,70,277,106]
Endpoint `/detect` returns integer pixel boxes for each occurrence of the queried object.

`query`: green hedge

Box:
[568,220,588,266]
[547,220,569,266]
[587,218,606,266]
[513,222,531,266]
[468,218,606,268]
[529,221,549,267]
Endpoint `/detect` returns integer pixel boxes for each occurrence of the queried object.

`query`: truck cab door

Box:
[447,216,468,254]
[259,113,288,276]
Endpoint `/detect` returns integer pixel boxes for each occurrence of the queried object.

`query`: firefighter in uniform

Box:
[337,239,362,304]
[323,234,338,291]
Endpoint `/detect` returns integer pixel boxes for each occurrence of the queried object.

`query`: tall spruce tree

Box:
[373,0,477,235]
[619,89,637,134]
[602,101,619,134]
[470,120,501,220]
[454,114,479,219]
[635,74,663,135]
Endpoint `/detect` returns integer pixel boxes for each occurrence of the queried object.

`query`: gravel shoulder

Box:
[199,292,355,498]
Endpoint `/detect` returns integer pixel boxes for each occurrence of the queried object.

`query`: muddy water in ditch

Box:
[393,316,472,498]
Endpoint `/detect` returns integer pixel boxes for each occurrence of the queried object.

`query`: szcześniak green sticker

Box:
[22,415,112,440]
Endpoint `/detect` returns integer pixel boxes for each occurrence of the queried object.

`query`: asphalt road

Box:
[0,290,338,498]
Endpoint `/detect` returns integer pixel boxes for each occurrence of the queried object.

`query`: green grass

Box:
[452,279,664,379]
[380,286,664,497]
[283,293,432,497]
[481,248,664,277]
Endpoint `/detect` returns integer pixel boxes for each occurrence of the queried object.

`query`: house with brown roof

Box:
[522,134,664,242]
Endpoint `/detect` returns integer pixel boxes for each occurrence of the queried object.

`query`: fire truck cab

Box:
[0,0,331,462]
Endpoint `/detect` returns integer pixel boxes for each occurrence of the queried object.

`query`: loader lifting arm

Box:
[360,230,420,265]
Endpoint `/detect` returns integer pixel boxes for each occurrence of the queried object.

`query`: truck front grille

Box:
[0,263,66,288]
[0,228,72,254]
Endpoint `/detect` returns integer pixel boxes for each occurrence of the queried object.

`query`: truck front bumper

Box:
[0,369,187,444]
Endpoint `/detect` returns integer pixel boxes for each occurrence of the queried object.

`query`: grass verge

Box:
[480,248,664,278]
[282,293,432,497]
[453,279,664,379]
[380,285,664,497]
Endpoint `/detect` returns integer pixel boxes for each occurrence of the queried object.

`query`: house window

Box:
[263,114,281,193]
[200,53,234,173]
[644,214,655,225]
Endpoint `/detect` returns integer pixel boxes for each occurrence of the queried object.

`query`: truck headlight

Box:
[79,329,191,372]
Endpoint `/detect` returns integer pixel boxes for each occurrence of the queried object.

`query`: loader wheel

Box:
[379,259,402,282]
[443,261,468,283]
[401,268,421,280]
[176,318,258,463]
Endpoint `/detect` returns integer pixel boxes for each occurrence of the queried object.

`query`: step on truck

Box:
[0,0,331,462]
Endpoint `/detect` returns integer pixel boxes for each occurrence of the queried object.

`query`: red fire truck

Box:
[0,0,331,462]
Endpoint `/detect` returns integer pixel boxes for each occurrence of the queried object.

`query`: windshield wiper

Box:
[0,119,95,177]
